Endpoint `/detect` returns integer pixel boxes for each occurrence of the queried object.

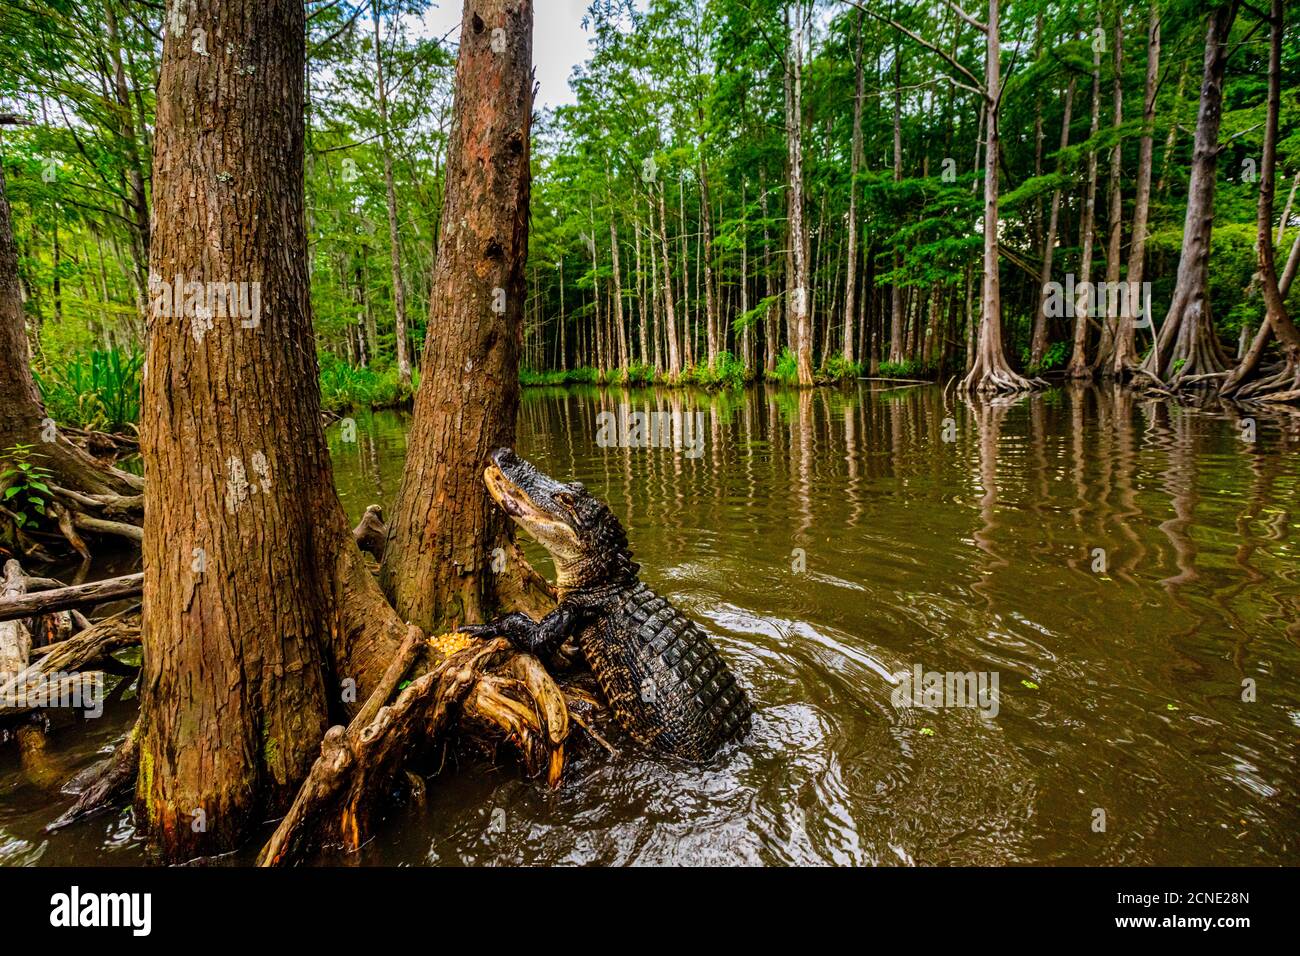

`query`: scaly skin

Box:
[465,449,752,761]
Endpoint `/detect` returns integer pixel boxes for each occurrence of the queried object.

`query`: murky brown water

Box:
[4,384,1299,865]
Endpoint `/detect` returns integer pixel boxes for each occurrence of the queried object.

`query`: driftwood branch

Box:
[0,573,143,624]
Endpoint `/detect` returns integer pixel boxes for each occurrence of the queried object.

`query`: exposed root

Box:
[257,633,570,866]
[352,504,388,561]
[45,726,140,832]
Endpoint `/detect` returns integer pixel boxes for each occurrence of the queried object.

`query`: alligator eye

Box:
[569,481,585,495]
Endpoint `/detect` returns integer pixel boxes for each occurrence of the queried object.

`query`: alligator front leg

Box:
[459,604,584,656]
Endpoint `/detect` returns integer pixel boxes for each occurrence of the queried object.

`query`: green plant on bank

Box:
[618,362,657,386]
[818,355,861,382]
[318,354,417,413]
[0,444,54,529]
[683,351,748,389]
[519,366,602,386]
[1023,341,1070,377]
[33,348,143,432]
[875,358,936,379]
[767,347,800,386]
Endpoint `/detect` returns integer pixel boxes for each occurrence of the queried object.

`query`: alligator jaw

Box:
[483,457,580,558]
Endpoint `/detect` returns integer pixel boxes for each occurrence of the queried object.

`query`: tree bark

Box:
[137,0,409,861]
[380,0,535,632]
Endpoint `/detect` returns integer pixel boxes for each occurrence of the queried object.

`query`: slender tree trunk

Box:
[656,184,681,376]
[842,10,864,366]
[1143,2,1239,383]
[1114,3,1159,377]
[1094,5,1125,374]
[785,3,813,386]
[381,0,535,630]
[961,0,1034,393]
[761,170,777,373]
[1066,19,1103,381]
[373,0,412,387]
[888,46,905,365]
[1030,75,1076,369]
[1221,0,1300,396]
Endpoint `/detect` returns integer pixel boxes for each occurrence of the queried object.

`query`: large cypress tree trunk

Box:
[380,0,536,632]
[133,0,555,863]
[136,0,419,861]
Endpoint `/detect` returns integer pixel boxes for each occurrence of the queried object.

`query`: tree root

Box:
[45,725,140,832]
[352,504,388,561]
[257,633,570,866]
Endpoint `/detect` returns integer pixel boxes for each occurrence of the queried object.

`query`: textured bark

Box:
[1143,2,1239,383]
[138,0,407,861]
[380,0,534,632]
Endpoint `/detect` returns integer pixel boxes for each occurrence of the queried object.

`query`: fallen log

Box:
[0,573,142,624]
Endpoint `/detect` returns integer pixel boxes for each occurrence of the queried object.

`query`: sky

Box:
[419,1,598,110]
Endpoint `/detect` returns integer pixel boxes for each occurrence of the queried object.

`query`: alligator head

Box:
[484,448,637,592]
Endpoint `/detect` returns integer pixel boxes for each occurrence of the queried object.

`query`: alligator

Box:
[461,448,752,761]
